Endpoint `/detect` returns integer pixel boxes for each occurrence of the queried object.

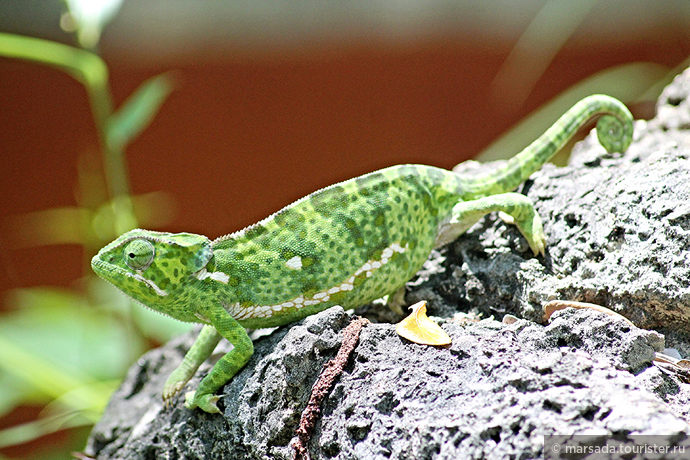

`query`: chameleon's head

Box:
[91,229,213,315]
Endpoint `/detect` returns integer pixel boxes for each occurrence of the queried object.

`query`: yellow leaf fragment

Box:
[396,301,451,346]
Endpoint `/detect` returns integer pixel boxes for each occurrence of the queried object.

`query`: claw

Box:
[185,390,221,414]
[162,380,186,408]
[515,211,546,256]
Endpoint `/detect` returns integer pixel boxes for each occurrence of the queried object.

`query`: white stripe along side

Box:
[227,241,408,320]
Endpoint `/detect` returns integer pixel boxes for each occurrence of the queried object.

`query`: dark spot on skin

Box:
[274,211,288,227]
[244,224,268,240]
[301,281,319,293]
[302,257,314,268]
[356,172,390,197]
[310,185,348,216]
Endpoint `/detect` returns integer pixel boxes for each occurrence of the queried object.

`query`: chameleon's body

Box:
[92,95,634,413]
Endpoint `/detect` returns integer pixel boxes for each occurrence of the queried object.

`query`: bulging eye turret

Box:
[123,239,155,271]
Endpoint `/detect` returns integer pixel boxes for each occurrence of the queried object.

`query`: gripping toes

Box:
[442,193,546,256]
[494,193,545,256]
[514,210,546,256]
[185,390,221,414]
[162,379,186,407]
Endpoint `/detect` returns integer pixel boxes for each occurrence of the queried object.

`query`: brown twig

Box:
[292,317,370,460]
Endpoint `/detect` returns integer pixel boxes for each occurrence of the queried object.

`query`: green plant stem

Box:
[0,32,136,233]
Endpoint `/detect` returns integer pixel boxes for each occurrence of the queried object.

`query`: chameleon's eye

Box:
[123,239,155,271]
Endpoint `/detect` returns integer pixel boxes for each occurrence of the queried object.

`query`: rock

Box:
[430,70,690,338]
[86,307,681,460]
[85,69,690,459]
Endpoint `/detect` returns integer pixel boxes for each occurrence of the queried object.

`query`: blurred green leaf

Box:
[0,32,108,97]
[490,0,599,112]
[476,62,669,163]
[5,192,176,248]
[42,379,120,419]
[130,300,194,343]
[88,277,193,343]
[636,55,690,104]
[0,288,147,412]
[0,375,44,418]
[91,192,176,243]
[0,404,100,449]
[0,332,95,410]
[107,73,175,151]
[3,207,91,248]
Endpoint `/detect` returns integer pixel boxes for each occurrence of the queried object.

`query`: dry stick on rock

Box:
[293,317,370,460]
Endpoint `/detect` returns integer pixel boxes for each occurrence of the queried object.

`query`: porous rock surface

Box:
[85,69,690,459]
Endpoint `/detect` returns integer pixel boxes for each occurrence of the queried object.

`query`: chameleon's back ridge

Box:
[91,94,634,413]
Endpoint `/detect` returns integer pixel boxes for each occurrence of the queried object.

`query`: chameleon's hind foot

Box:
[438,193,546,256]
[385,287,407,316]
[500,209,546,256]
[185,390,221,414]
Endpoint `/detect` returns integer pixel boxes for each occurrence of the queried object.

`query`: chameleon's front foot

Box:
[162,378,187,408]
[185,390,221,414]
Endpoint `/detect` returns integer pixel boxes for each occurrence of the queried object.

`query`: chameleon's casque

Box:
[92,95,634,413]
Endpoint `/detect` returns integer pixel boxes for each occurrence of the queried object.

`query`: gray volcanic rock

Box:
[414,70,690,337]
[85,69,690,459]
[86,307,679,460]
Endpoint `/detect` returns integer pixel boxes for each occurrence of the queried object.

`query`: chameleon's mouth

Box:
[91,255,168,297]
[90,254,115,280]
[91,255,129,290]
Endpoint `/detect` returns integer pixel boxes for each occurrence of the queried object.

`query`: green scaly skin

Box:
[92,95,633,413]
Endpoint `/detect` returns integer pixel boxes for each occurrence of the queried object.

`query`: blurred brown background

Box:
[1,0,689,298]
[0,2,689,458]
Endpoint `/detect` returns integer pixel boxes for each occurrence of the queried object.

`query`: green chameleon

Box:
[92,95,633,413]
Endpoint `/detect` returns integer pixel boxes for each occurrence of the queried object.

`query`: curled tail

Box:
[461,95,633,199]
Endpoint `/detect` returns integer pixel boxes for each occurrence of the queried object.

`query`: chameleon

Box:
[92,94,633,413]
